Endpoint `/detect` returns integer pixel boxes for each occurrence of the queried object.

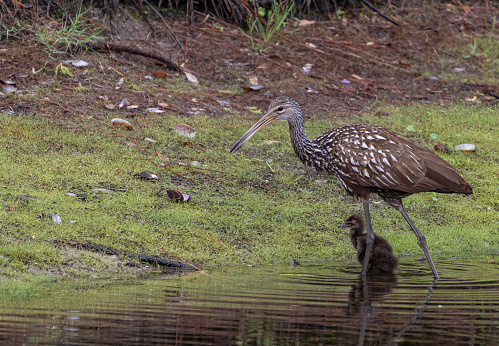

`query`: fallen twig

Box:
[57,240,197,270]
[359,0,400,26]
[87,40,182,72]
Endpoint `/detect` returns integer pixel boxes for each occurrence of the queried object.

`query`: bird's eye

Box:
[277,106,284,112]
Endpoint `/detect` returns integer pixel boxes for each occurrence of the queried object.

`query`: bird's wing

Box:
[319,126,429,193]
[315,124,471,195]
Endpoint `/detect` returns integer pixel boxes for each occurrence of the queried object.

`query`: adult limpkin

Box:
[231,96,472,279]
[339,214,398,274]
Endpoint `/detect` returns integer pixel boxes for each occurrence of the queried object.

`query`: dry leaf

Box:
[153,71,168,78]
[249,76,259,85]
[184,71,199,84]
[299,19,315,27]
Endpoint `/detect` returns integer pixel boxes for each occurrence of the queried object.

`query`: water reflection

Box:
[0,256,498,344]
[345,274,398,345]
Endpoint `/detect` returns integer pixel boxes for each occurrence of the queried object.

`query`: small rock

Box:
[64,60,89,67]
[93,188,113,194]
[147,108,165,113]
[174,124,197,138]
[455,144,475,152]
[217,100,230,107]
[137,172,159,180]
[52,213,62,223]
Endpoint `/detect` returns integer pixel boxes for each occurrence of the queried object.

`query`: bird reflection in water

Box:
[346,274,398,345]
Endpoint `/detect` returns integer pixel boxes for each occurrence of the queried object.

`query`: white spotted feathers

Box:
[262,96,472,199]
[231,96,472,200]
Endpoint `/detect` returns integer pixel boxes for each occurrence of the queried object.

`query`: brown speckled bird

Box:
[339,214,398,274]
[231,96,473,279]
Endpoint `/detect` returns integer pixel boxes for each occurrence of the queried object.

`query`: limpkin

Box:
[231,96,473,279]
[339,214,398,274]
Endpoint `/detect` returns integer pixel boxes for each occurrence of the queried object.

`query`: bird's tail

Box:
[421,150,473,194]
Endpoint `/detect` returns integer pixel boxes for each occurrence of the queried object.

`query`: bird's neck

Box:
[287,117,322,168]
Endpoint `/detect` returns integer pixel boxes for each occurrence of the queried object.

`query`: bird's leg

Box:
[361,201,375,275]
[397,206,440,279]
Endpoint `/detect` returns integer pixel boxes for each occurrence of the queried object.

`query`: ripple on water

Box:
[0,255,498,344]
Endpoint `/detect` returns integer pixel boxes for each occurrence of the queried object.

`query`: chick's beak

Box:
[230,112,277,153]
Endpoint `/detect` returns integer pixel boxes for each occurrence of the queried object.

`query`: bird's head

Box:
[230,96,302,153]
[338,214,365,237]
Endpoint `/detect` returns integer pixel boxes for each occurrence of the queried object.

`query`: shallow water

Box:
[1,255,498,345]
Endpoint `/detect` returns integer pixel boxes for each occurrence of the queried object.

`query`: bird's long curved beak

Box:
[338,223,346,229]
[230,112,277,153]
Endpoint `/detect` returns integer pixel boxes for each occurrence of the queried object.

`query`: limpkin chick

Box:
[231,96,473,279]
[339,214,398,274]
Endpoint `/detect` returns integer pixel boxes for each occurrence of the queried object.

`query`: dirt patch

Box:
[1,3,497,121]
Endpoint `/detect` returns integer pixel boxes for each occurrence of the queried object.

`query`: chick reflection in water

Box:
[339,214,398,274]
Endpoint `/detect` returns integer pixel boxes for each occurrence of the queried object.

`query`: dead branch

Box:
[359,0,400,26]
[58,240,197,270]
[86,40,182,72]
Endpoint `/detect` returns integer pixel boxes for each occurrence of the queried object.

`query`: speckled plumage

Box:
[261,97,472,201]
[231,96,473,279]
[339,214,398,274]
